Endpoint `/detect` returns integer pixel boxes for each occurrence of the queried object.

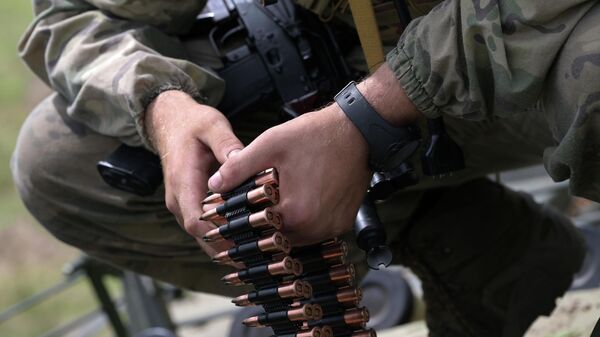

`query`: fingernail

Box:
[209,171,223,190]
[227,149,241,158]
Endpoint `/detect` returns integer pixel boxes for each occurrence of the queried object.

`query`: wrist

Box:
[321,104,370,167]
[145,90,221,156]
[355,63,421,126]
[334,75,421,172]
[145,90,191,152]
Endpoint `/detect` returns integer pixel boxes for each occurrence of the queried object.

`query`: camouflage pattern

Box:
[19,0,223,152]
[12,0,599,335]
[386,0,600,201]
[19,0,600,201]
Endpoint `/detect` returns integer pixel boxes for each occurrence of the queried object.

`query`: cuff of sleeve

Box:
[135,82,208,153]
[115,53,224,154]
[386,46,441,119]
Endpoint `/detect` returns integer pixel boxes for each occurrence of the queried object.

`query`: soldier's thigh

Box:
[11,93,238,294]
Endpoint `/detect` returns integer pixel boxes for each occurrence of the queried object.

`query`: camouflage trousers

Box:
[11,5,600,337]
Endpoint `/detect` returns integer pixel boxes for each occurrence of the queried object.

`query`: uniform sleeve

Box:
[19,0,225,151]
[386,0,596,120]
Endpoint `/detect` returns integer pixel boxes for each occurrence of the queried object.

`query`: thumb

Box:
[208,141,272,193]
[200,121,244,164]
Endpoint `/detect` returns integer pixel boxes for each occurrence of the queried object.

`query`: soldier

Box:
[11,0,597,336]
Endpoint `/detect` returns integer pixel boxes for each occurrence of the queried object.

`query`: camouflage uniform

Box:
[11,0,598,336]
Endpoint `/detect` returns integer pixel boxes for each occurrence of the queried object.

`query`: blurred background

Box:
[1,1,599,337]
[0,1,108,336]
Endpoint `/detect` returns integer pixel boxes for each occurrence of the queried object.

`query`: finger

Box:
[208,137,275,193]
[173,144,216,236]
[199,118,244,164]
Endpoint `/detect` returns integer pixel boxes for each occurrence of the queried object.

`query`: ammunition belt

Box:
[202,169,376,337]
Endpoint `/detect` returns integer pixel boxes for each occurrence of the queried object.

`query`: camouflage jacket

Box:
[19,0,599,200]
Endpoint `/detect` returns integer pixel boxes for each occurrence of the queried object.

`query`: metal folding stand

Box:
[71,257,129,337]
[122,271,175,336]
[61,255,177,337]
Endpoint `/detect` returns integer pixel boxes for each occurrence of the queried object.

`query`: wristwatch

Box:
[334,81,420,172]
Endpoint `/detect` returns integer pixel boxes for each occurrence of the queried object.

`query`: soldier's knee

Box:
[11,95,74,229]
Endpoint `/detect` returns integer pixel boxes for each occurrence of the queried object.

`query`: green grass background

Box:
[0,0,32,228]
[0,1,116,336]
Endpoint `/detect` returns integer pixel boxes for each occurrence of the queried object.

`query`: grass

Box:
[0,0,30,105]
[0,1,117,336]
[0,0,35,228]
[0,221,118,337]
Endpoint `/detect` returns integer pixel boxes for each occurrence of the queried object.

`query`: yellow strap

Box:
[348,0,385,73]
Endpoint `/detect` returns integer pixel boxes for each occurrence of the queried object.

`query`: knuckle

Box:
[214,135,240,152]
[183,219,204,237]
[165,196,178,215]
[165,174,179,191]
[202,110,226,127]
[289,199,318,226]
[257,127,286,156]
[261,127,281,141]
[183,221,198,237]
[300,212,318,226]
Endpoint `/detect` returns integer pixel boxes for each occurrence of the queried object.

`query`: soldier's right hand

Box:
[145,90,244,260]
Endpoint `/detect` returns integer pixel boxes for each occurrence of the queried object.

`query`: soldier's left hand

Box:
[208,104,372,246]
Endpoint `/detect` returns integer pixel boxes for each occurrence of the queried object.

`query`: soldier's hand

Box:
[207,104,372,246]
[145,90,242,258]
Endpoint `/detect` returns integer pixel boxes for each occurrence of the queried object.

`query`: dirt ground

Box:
[527,289,600,337]
[376,288,600,337]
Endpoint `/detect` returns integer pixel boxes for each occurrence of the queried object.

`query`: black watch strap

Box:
[334,81,420,172]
